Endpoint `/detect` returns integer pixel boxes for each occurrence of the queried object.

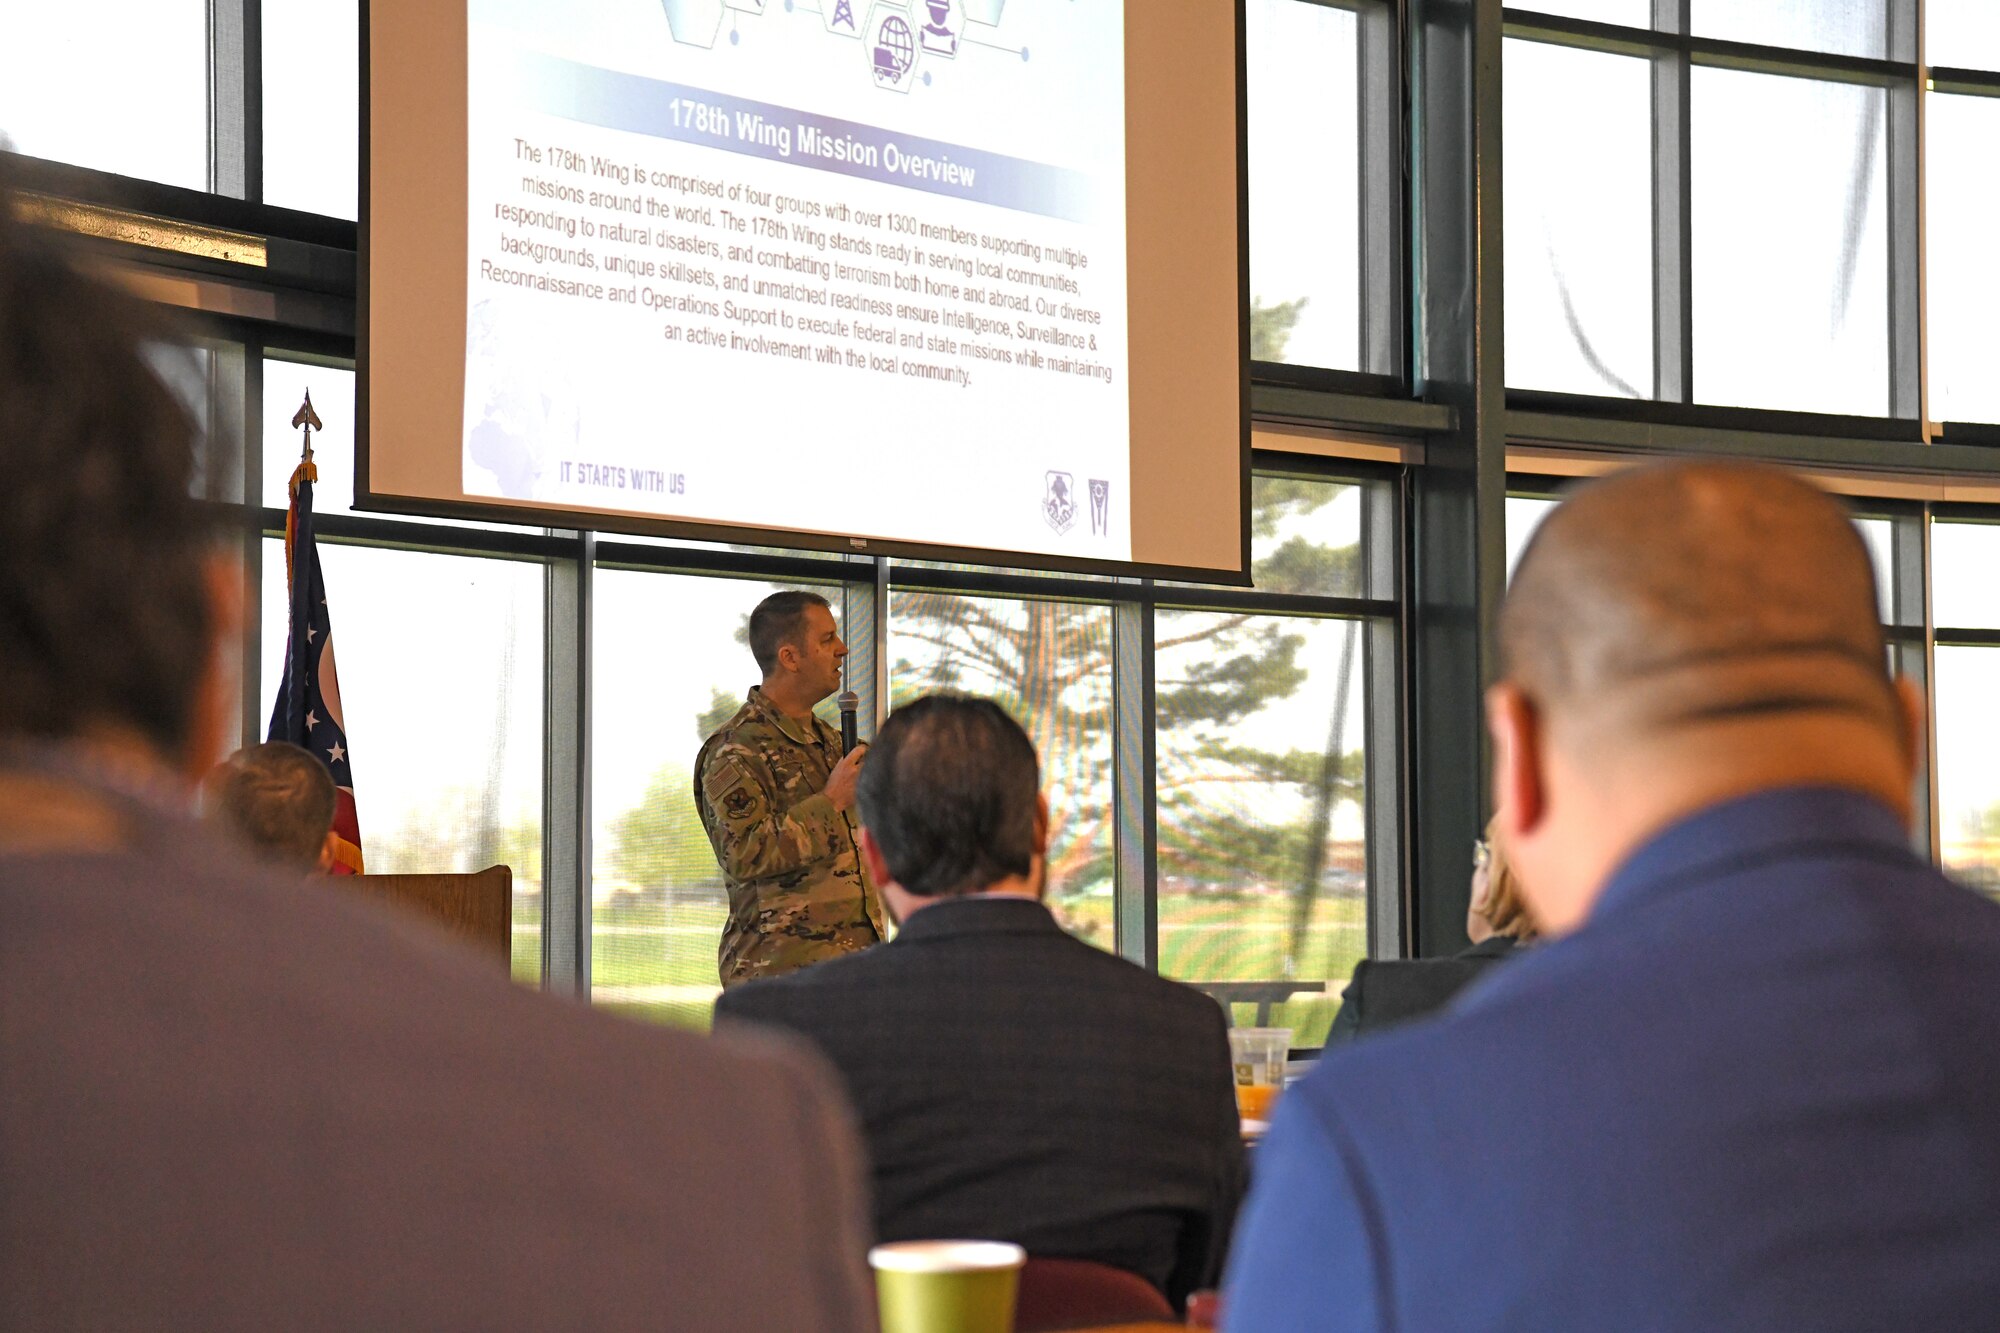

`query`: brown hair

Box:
[748,590,832,676]
[203,742,337,871]
[0,161,215,756]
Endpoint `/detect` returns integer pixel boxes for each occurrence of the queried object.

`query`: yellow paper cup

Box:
[869,1240,1026,1333]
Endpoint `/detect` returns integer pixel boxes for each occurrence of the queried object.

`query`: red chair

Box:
[1013,1256,1176,1332]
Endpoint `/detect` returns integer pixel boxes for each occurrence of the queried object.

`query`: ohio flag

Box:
[267,445,364,874]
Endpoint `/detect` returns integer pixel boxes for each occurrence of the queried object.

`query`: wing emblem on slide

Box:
[1044,471,1077,536]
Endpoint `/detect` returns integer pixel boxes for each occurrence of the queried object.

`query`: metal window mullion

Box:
[206,0,256,200]
[543,532,592,997]
[1887,0,1923,423]
[1111,598,1157,970]
[1652,0,1692,403]
[1907,508,1941,859]
[1913,0,1936,441]
[1359,0,1404,380]
[236,337,264,748]
[1408,0,1507,959]
[1362,480,1406,959]
[839,559,882,742]
[874,556,891,728]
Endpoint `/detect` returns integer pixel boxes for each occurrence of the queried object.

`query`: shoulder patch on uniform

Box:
[703,753,768,825]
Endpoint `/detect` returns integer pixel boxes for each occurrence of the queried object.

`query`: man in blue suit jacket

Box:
[1225,461,2000,1331]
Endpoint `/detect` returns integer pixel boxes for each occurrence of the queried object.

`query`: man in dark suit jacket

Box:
[0,192,875,1331]
[717,694,1246,1310]
[1323,933,1517,1041]
[1227,461,2000,1331]
[1326,825,1535,1042]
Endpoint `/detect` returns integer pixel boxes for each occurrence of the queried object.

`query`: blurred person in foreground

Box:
[1325,817,1538,1042]
[0,175,874,1331]
[717,693,1246,1312]
[201,741,339,874]
[1225,460,2000,1331]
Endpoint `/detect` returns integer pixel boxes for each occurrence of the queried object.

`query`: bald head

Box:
[1501,461,1897,749]
[1489,461,1921,935]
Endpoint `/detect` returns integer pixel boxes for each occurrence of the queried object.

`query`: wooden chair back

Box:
[1013,1256,1176,1332]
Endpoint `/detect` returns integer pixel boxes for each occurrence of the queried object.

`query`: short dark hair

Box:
[748,590,832,675]
[857,694,1040,898]
[203,742,337,871]
[0,166,215,757]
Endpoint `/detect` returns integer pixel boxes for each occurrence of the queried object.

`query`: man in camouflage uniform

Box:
[696,591,886,987]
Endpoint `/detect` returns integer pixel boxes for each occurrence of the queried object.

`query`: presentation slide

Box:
[462,0,1131,558]
[367,1,1245,579]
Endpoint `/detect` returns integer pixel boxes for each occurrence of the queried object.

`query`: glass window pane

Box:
[1852,515,1893,623]
[888,591,1114,946]
[590,570,844,1026]
[262,358,539,532]
[263,360,359,511]
[1252,476,1368,597]
[1690,0,1888,59]
[1503,39,1652,398]
[259,544,546,984]
[0,2,208,190]
[1928,2,2000,69]
[263,0,360,219]
[1512,0,1652,24]
[1932,522,2000,629]
[1935,646,2000,900]
[1506,496,1559,582]
[1162,476,1369,599]
[1156,612,1368,1047]
[1248,0,1360,371]
[1692,68,1888,415]
[1925,93,2000,427]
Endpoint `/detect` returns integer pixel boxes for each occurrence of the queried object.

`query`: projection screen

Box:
[364,0,1247,580]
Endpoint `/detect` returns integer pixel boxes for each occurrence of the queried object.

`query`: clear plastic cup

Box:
[1227,1027,1292,1121]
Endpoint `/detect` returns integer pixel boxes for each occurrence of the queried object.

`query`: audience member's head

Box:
[0,163,232,785]
[855,693,1048,923]
[1468,817,1536,944]
[1489,460,1918,935]
[203,742,338,872]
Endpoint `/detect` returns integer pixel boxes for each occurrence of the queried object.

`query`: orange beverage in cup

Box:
[1236,1082,1280,1121]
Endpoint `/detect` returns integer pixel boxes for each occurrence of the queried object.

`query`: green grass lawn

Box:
[549,892,1366,1046]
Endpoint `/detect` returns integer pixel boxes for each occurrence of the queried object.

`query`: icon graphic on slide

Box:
[1043,472,1077,536]
[724,0,766,12]
[660,0,726,48]
[866,5,920,91]
[1088,479,1109,536]
[826,0,857,31]
[918,0,961,57]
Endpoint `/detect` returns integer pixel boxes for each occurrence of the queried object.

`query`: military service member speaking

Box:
[696,591,886,987]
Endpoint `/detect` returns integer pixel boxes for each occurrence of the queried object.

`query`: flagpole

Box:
[267,389,366,874]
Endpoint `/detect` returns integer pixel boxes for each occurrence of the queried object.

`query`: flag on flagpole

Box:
[267,447,365,875]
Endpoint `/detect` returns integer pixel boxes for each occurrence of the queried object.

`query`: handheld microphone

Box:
[838,689,859,755]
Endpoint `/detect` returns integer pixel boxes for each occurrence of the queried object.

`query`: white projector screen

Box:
[364,0,1247,580]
